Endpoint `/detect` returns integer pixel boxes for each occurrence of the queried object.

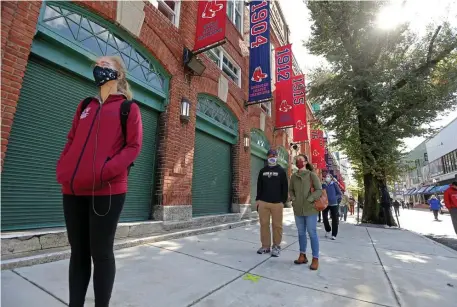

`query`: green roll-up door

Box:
[250,155,265,211]
[121,105,158,222]
[1,56,158,230]
[192,130,231,216]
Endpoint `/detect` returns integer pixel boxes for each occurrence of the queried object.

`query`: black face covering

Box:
[93,66,119,87]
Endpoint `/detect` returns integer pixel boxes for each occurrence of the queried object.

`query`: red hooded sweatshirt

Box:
[56,94,142,196]
[444,185,457,209]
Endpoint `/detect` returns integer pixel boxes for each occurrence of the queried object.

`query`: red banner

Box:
[194,1,227,51]
[274,44,293,128]
[292,75,307,142]
[311,130,326,169]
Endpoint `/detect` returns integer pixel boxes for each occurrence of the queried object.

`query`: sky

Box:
[280,0,457,153]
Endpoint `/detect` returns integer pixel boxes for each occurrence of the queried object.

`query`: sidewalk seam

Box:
[185,240,298,306]
[256,275,395,307]
[366,228,402,307]
[12,269,68,306]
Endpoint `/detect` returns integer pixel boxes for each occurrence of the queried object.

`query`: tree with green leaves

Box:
[305,1,457,224]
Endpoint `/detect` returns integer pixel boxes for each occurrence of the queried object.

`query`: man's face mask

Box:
[325,176,332,183]
[93,66,119,87]
[268,157,277,166]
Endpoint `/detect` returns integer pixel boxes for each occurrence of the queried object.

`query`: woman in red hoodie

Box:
[56,56,143,307]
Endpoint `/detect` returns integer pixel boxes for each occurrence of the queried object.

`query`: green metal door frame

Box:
[34,1,170,110]
[277,146,289,169]
[250,128,270,159]
[196,94,238,144]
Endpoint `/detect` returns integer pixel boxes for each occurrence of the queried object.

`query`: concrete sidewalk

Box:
[2,214,457,307]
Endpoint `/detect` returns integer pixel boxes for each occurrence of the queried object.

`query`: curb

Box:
[408,229,457,257]
[2,218,260,270]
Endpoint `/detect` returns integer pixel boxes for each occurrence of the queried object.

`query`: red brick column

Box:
[1,1,42,170]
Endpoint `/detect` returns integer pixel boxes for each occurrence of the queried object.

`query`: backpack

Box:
[80,97,136,174]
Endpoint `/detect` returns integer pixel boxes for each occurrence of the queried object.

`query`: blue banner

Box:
[248,0,271,103]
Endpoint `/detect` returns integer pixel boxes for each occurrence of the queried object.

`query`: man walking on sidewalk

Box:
[444,181,457,234]
[393,199,401,217]
[256,149,289,257]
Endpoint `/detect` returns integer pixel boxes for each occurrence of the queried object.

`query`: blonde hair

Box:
[108,56,133,100]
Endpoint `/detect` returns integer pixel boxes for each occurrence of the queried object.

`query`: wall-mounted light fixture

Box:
[180,98,191,123]
[244,134,250,151]
[183,47,206,76]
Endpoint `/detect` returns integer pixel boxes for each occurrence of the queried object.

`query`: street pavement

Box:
[394,207,457,239]
[2,213,457,307]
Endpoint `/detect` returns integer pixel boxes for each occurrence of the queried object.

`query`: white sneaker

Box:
[325,232,331,238]
[331,236,336,240]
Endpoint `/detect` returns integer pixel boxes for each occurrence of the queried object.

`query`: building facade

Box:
[1,1,314,231]
[425,117,457,186]
[402,118,457,205]
[401,141,428,204]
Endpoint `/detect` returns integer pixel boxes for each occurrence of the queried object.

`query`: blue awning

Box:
[417,186,429,194]
[423,186,436,194]
[436,184,450,193]
[408,188,419,195]
[415,186,428,195]
[404,188,415,195]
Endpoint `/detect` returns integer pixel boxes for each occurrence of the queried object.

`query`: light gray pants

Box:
[451,208,457,235]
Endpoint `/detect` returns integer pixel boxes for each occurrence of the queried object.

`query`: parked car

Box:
[440,204,449,214]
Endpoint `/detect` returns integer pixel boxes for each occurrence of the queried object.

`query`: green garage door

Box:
[192,130,232,216]
[250,155,265,211]
[1,57,158,230]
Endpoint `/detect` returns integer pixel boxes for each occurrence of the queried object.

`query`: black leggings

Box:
[323,205,339,237]
[63,194,125,307]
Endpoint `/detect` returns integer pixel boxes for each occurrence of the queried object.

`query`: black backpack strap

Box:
[120,100,135,146]
[120,100,136,174]
[79,97,93,115]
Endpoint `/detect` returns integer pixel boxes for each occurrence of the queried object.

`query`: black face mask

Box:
[93,66,118,87]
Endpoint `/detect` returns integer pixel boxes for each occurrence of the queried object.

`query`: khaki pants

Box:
[258,201,283,248]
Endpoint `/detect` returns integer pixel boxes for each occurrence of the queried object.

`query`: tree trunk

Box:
[378,178,398,227]
[362,172,380,223]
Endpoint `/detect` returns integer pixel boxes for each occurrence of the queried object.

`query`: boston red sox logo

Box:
[80,107,91,119]
[295,120,305,130]
[202,0,224,19]
[279,100,292,112]
[251,66,268,82]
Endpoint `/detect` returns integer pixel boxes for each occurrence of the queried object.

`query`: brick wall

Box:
[1,0,42,170]
[0,0,302,215]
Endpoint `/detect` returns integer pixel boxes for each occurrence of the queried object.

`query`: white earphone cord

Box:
[92,96,112,217]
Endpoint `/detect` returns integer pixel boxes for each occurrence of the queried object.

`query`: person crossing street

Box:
[256,149,289,257]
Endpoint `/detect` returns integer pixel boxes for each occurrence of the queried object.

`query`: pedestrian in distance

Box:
[428,195,441,221]
[322,174,342,240]
[349,195,355,215]
[401,200,405,209]
[289,155,322,270]
[56,56,143,307]
[444,181,457,234]
[339,192,350,222]
[256,149,289,257]
[393,199,401,217]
